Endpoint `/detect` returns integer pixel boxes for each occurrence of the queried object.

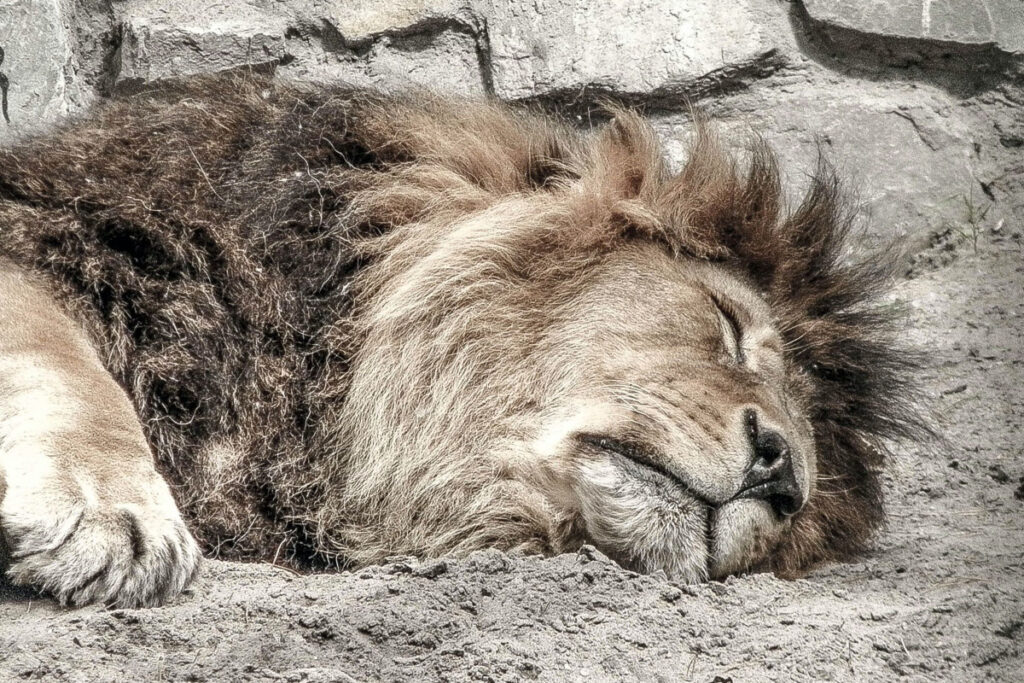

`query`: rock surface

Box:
[485,0,783,100]
[0,0,109,131]
[0,0,1022,680]
[803,0,1024,55]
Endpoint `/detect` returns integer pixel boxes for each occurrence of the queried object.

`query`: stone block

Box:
[0,0,100,139]
[486,0,783,100]
[316,0,470,46]
[112,1,293,87]
[364,29,486,97]
[802,0,1024,55]
[653,84,979,244]
[110,0,487,95]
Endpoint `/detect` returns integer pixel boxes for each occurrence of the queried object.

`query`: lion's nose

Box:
[735,409,805,517]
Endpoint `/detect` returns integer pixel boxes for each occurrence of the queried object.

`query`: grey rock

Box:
[316,0,470,46]
[802,0,1024,56]
[653,78,983,242]
[0,0,109,139]
[112,1,294,87]
[361,27,487,97]
[291,0,487,94]
[110,0,487,95]
[486,0,785,101]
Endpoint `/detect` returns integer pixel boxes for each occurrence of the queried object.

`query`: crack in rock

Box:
[0,46,9,124]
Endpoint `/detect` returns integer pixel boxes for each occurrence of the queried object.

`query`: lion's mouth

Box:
[606,451,717,576]
[576,434,736,580]
[610,452,702,504]
[585,438,721,577]
[579,434,715,508]
[603,447,801,579]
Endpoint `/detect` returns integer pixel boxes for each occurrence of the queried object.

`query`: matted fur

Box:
[0,74,923,574]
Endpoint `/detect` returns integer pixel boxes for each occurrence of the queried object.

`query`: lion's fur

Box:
[0,74,923,573]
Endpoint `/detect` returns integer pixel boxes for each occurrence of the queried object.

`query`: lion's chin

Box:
[572,460,790,583]
[573,459,711,582]
[581,513,712,584]
[707,498,789,578]
[585,503,788,583]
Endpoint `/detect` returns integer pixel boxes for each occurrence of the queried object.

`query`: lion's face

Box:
[527,243,816,581]
[323,99,916,581]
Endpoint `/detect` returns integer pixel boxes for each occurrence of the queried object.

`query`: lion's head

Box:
[302,93,924,581]
[4,77,924,580]
[526,251,817,580]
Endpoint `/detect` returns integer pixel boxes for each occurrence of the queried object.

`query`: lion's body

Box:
[0,76,923,606]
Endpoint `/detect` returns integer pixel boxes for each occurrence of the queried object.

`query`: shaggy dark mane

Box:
[0,74,925,571]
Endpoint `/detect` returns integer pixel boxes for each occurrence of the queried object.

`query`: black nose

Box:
[736,410,805,517]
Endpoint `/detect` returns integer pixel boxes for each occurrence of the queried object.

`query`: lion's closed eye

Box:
[711,295,745,364]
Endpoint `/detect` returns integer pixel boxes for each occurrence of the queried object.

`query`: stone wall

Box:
[1,0,1021,243]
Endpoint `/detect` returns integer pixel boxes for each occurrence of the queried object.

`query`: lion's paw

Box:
[1,469,200,608]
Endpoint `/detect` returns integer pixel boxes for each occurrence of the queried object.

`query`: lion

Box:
[0,75,924,607]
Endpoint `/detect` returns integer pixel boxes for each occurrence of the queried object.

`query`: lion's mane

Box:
[0,75,924,573]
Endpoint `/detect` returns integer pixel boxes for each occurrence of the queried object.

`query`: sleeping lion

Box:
[0,75,922,607]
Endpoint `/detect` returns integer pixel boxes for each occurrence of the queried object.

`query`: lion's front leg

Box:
[0,266,200,607]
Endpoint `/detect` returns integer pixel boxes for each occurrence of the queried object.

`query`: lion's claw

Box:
[2,476,200,607]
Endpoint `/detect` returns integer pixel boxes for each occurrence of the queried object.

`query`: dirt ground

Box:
[0,222,1021,681]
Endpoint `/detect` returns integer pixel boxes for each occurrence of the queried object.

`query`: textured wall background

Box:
[1,0,1022,243]
[1,2,1022,681]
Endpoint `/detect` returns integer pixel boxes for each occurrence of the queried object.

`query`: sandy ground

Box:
[1,230,1022,681]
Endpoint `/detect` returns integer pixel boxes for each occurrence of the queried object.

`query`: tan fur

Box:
[0,75,924,606]
[0,262,199,606]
